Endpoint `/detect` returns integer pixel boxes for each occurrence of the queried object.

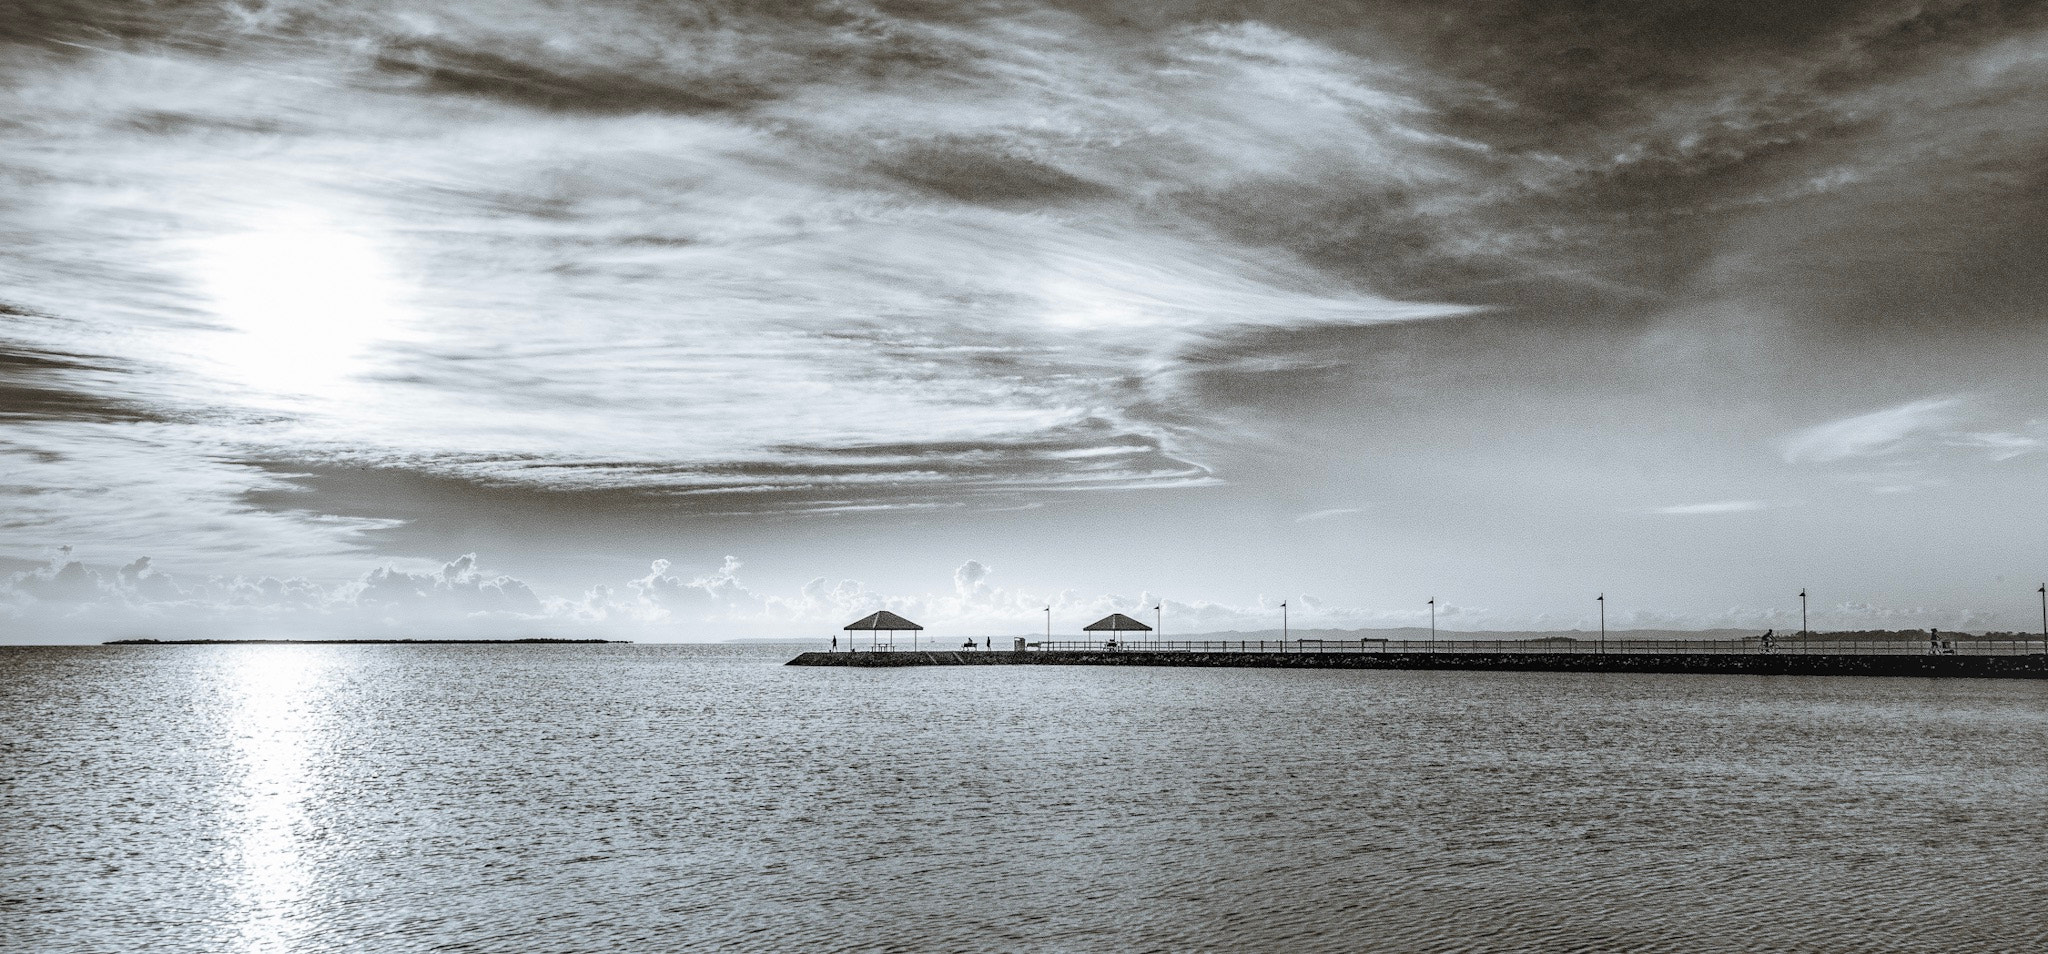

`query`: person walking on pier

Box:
[1760,629,1774,654]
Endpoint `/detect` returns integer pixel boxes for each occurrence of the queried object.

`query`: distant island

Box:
[102,638,629,645]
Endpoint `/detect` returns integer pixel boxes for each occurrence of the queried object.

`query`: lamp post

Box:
[1428,598,1436,654]
[1044,607,1050,648]
[2038,584,2045,650]
[1154,603,1162,651]
[1800,588,1808,636]
[1281,601,1288,652]
[1597,593,1605,654]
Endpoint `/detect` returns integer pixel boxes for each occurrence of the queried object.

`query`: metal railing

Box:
[1007,637,2048,656]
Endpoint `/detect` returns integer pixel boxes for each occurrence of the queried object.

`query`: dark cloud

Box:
[1817,0,2048,88]
[1747,156,2048,346]
[757,421,1208,491]
[118,108,300,138]
[1172,178,1519,304]
[996,0,2048,314]
[360,1,981,116]
[1373,1,1872,126]
[4,0,973,111]
[1568,103,1877,217]
[238,418,1207,532]
[0,331,168,424]
[371,38,778,115]
[0,0,238,51]
[873,138,1112,205]
[1054,1,2039,122]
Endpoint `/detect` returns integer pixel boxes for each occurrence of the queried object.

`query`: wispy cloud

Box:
[1779,399,2047,497]
[1295,507,1366,523]
[1944,431,2043,462]
[0,2,1490,565]
[1781,398,1967,463]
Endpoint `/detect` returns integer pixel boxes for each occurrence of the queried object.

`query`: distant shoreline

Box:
[101,638,630,645]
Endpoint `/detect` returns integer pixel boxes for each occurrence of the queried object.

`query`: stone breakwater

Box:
[788,650,2048,678]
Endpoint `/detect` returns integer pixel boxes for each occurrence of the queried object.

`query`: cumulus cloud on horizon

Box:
[2,550,2020,644]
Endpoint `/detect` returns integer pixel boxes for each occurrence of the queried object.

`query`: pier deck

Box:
[788,649,2048,678]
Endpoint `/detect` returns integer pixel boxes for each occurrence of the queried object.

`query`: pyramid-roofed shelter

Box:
[1083,613,1152,632]
[843,610,925,651]
[844,611,923,631]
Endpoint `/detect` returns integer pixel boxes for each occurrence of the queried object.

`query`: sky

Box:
[3,0,2046,641]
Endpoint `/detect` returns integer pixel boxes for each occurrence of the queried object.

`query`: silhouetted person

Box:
[832,635,838,652]
[1760,629,1774,654]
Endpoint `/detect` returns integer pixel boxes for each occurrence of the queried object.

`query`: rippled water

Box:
[4,644,2046,953]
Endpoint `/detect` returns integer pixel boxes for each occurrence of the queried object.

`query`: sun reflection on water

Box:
[222,647,331,954]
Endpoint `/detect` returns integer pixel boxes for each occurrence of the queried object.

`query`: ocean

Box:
[4,643,2045,953]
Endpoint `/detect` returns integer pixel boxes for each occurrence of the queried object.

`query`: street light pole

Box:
[2038,584,2045,650]
[1155,603,1162,651]
[1044,606,1050,648]
[1282,601,1288,652]
[1597,593,1605,654]
[1428,598,1436,654]
[1800,588,1808,636]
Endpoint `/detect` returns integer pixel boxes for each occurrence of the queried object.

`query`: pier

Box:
[789,637,2048,678]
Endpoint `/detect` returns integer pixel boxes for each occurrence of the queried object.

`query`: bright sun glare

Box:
[225,646,324,953]
[195,211,408,400]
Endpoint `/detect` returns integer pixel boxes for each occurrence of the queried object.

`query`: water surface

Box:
[4,643,2045,953]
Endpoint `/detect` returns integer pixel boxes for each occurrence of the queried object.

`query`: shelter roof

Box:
[844,610,923,631]
[1082,613,1152,632]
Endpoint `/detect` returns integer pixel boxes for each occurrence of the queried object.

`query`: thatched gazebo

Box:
[844,610,924,652]
[1083,612,1152,650]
